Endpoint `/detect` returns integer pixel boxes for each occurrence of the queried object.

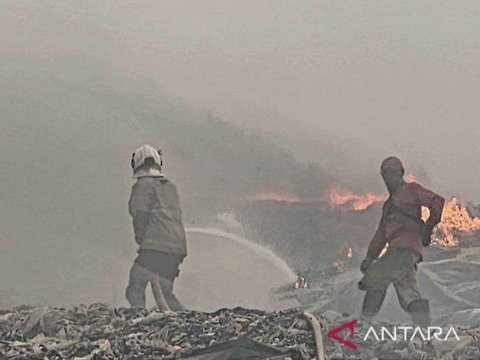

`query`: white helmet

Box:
[131,144,163,178]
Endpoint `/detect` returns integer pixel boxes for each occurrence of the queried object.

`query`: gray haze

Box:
[2,1,480,198]
[1,1,480,305]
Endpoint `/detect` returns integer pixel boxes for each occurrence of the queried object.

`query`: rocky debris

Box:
[1,304,479,359]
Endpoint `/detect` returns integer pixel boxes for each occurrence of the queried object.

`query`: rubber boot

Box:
[361,287,387,319]
[408,299,431,327]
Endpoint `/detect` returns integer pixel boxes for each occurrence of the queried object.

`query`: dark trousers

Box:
[358,247,422,316]
[126,250,185,310]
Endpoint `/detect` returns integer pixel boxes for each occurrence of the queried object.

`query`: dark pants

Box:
[358,247,423,316]
[126,250,185,310]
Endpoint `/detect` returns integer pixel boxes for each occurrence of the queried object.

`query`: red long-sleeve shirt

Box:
[367,182,445,259]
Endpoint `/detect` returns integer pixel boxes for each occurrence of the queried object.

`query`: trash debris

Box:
[1,304,479,359]
[0,305,315,359]
[182,336,300,359]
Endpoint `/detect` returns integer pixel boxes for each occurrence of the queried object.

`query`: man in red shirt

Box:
[358,157,445,327]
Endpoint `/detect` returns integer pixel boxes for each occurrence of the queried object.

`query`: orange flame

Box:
[430,198,480,247]
[330,173,480,247]
[328,188,386,211]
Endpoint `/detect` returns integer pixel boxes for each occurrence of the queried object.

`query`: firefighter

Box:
[358,156,445,327]
[126,144,187,310]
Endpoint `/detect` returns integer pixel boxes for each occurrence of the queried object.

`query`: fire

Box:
[328,188,386,211]
[253,192,301,203]
[431,198,480,247]
[405,175,480,246]
[328,174,420,211]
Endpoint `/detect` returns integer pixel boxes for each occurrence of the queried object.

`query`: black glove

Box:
[420,222,435,247]
[360,256,374,274]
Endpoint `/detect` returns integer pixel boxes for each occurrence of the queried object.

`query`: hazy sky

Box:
[2,0,480,199]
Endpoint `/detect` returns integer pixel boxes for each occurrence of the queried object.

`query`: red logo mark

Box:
[327,319,358,350]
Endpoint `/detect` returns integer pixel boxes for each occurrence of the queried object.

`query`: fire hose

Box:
[302,311,326,360]
[150,275,172,311]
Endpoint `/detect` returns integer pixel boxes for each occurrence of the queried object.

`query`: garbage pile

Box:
[1,304,480,359]
[0,305,315,359]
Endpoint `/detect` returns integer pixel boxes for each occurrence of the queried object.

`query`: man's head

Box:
[131,144,163,178]
[381,156,405,193]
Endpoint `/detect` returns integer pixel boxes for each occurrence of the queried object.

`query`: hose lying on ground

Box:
[302,311,326,360]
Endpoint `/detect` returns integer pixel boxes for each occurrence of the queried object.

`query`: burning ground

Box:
[238,183,480,328]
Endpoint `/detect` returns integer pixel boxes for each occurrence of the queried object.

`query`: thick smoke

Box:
[0,54,336,306]
[1,1,479,307]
